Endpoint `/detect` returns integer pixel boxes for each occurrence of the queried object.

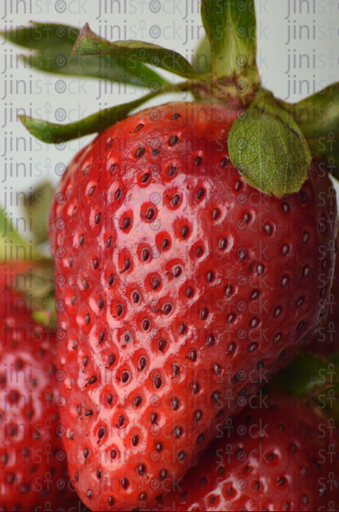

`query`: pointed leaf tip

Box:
[72,23,200,80]
[72,23,98,55]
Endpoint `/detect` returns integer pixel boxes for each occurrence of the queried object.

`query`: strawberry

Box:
[0,283,78,510]
[151,386,339,511]
[49,102,337,510]
[310,242,339,357]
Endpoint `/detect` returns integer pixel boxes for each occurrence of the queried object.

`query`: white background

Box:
[0,0,339,233]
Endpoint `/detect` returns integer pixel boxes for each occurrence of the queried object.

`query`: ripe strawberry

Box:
[310,243,339,357]
[49,102,337,510]
[152,387,339,511]
[0,283,78,510]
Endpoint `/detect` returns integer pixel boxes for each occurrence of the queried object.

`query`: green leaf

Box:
[279,83,339,178]
[0,21,78,50]
[201,0,259,89]
[19,82,190,143]
[19,182,54,245]
[0,22,169,88]
[276,352,339,423]
[0,206,55,329]
[18,93,155,143]
[15,266,55,299]
[280,83,339,139]
[33,306,56,330]
[72,23,200,81]
[11,262,56,330]
[307,135,339,178]
[193,36,212,75]
[0,209,56,326]
[228,89,312,197]
[329,353,339,367]
[0,209,41,262]
[277,353,337,395]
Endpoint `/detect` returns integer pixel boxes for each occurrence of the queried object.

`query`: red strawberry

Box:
[49,102,337,510]
[310,242,339,357]
[151,386,339,511]
[0,283,78,510]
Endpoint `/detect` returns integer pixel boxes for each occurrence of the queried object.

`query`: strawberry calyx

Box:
[0,195,56,328]
[2,3,339,194]
[192,36,339,178]
[0,209,42,263]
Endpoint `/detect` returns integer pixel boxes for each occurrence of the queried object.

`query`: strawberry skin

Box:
[0,285,77,510]
[153,387,339,511]
[49,102,338,510]
[310,241,339,357]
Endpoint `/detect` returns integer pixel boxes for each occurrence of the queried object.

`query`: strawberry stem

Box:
[201,0,260,103]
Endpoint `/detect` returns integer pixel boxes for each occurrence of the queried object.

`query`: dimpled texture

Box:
[49,102,338,510]
[0,285,76,511]
[153,389,339,511]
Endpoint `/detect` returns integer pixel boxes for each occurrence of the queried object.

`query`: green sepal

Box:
[279,83,339,176]
[193,36,212,75]
[277,352,339,424]
[19,80,190,143]
[72,23,200,81]
[19,182,54,245]
[15,267,54,298]
[308,136,339,179]
[329,353,339,367]
[280,83,339,139]
[201,0,260,91]
[0,207,55,329]
[12,265,56,330]
[19,90,158,143]
[228,88,312,197]
[33,307,56,330]
[0,209,43,263]
[29,274,56,331]
[0,22,169,88]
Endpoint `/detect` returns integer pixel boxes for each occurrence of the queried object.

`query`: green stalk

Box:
[201,0,260,100]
